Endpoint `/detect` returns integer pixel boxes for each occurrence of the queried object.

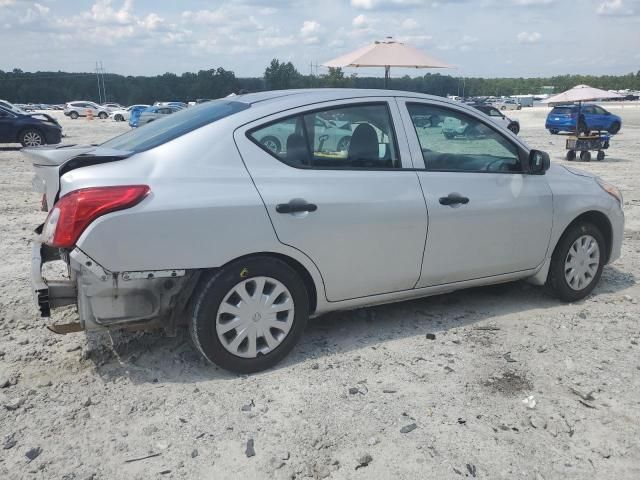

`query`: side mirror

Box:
[529,149,550,174]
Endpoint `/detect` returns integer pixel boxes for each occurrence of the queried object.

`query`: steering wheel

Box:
[485,158,510,172]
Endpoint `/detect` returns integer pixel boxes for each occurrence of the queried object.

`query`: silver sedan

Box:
[27,89,624,373]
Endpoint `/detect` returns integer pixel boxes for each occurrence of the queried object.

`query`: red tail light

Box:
[42,185,150,248]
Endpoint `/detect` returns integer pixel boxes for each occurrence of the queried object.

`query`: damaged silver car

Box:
[28,89,624,373]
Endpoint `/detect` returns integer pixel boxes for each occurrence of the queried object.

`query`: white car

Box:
[28,89,623,373]
[109,104,150,122]
[63,101,109,120]
[493,99,522,111]
[102,103,124,113]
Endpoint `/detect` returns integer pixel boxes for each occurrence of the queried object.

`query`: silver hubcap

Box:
[216,276,294,358]
[564,235,600,291]
[262,139,279,153]
[23,132,42,146]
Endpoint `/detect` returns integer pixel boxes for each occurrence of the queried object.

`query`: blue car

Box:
[128,105,153,128]
[546,104,622,135]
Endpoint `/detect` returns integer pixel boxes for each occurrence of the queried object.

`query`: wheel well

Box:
[194,253,318,314]
[561,211,613,263]
[265,253,318,314]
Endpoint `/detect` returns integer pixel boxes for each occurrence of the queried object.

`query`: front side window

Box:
[248,103,400,169]
[407,103,521,173]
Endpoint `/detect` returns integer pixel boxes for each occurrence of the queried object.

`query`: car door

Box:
[235,99,428,302]
[486,107,509,129]
[397,98,553,287]
[592,106,609,130]
[0,108,17,141]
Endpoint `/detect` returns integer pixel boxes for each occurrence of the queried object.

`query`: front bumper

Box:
[31,240,77,317]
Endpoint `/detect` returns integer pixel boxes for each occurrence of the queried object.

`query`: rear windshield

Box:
[101,100,250,153]
[550,106,575,114]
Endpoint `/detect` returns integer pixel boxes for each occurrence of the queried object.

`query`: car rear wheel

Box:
[566,150,576,161]
[115,114,123,121]
[70,111,79,120]
[189,256,309,373]
[98,112,108,119]
[260,136,281,154]
[546,222,605,302]
[19,129,45,147]
[609,122,620,134]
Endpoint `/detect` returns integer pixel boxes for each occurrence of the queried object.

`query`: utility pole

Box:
[99,61,107,103]
[95,62,102,104]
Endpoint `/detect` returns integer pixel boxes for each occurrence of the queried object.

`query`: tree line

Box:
[2,61,639,105]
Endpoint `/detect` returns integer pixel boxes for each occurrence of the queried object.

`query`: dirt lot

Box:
[1,105,639,480]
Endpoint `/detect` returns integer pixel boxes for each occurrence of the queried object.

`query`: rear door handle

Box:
[276,202,318,214]
[439,194,469,206]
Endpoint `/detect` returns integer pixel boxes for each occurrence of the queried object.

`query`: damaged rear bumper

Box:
[31,241,76,317]
[31,232,193,331]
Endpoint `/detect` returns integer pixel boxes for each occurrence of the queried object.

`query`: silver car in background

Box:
[135,105,181,127]
[27,89,624,373]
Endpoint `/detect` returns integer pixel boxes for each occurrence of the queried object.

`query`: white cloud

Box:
[0,0,15,7]
[517,31,542,43]
[300,20,320,36]
[182,9,227,25]
[401,18,419,30]
[351,0,377,9]
[352,14,371,28]
[597,0,635,15]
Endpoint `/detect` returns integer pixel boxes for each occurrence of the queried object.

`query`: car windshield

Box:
[101,100,250,153]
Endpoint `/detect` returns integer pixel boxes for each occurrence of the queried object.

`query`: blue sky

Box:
[1,0,639,78]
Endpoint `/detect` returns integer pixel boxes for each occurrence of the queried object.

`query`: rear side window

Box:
[550,106,573,114]
[101,100,250,153]
[248,103,401,169]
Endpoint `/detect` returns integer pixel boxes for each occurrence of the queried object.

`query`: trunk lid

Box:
[23,144,131,210]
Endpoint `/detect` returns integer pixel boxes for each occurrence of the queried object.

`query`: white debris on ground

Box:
[1,106,639,479]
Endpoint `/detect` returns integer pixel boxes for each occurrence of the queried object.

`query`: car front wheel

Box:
[609,122,621,134]
[98,112,108,119]
[189,256,309,373]
[70,111,79,119]
[546,222,605,302]
[19,129,45,147]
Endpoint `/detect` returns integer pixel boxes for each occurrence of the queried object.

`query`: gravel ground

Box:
[1,105,639,480]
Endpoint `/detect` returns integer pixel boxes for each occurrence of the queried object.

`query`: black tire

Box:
[115,114,123,122]
[580,151,591,162]
[98,112,108,119]
[549,129,559,135]
[609,122,620,134]
[19,128,45,147]
[501,106,507,111]
[189,256,309,373]
[70,111,79,119]
[545,222,606,302]
[260,136,281,153]
[566,150,576,161]
[507,123,520,135]
[597,150,605,161]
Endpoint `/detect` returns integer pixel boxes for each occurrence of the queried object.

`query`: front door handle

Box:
[439,194,469,206]
[276,202,318,214]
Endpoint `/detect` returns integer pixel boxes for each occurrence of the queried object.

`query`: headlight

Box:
[597,178,623,207]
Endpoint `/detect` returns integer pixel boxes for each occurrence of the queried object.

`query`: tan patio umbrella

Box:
[323,37,452,88]
[542,84,623,104]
